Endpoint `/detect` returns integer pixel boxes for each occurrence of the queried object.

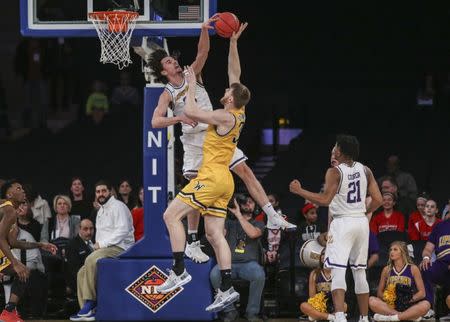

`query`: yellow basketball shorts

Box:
[177,168,234,218]
[0,251,11,272]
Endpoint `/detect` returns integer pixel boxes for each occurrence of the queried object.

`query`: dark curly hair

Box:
[148,49,169,84]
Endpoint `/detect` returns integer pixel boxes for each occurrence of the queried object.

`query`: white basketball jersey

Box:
[165,79,212,134]
[329,161,368,216]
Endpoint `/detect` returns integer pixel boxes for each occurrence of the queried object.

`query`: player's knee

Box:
[353,269,369,294]
[205,230,220,246]
[331,268,347,291]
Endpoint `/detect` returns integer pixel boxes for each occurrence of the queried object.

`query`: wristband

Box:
[422,256,430,261]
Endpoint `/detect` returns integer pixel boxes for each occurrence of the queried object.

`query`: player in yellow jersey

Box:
[155,23,250,312]
[0,180,57,322]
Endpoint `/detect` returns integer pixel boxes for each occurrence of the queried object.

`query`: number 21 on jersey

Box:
[347,180,361,203]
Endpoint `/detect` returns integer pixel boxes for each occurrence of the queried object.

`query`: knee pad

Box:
[331,268,347,292]
[352,269,369,294]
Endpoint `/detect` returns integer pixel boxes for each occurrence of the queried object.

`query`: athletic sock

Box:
[219,269,232,292]
[187,230,198,244]
[262,202,279,220]
[172,252,185,275]
[5,302,16,312]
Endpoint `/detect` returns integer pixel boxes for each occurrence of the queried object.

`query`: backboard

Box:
[20,0,217,37]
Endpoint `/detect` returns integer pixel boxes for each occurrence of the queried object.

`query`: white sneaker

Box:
[154,269,192,294]
[205,287,240,312]
[185,241,210,263]
[423,309,435,319]
[373,314,399,321]
[267,213,296,230]
[308,316,317,322]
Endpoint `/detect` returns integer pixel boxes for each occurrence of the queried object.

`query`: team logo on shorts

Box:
[194,181,205,191]
[125,265,184,313]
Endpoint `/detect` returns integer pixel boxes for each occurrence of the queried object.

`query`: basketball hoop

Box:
[89,11,139,70]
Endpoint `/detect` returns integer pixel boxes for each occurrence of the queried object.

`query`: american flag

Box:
[178,5,200,20]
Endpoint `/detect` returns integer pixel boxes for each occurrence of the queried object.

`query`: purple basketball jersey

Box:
[428,220,450,263]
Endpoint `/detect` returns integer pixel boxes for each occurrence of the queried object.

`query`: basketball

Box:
[214,12,240,38]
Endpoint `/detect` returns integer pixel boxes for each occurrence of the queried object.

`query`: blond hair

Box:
[53,194,72,212]
[387,241,414,272]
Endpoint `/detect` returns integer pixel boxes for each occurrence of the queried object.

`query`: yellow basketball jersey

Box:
[0,201,12,272]
[201,108,246,169]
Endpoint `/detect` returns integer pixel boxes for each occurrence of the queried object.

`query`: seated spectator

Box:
[408,194,427,232]
[16,200,42,242]
[408,199,441,241]
[298,203,327,246]
[86,80,108,125]
[210,198,265,322]
[10,227,47,319]
[70,180,134,321]
[443,198,450,220]
[110,71,140,109]
[69,177,93,220]
[131,186,144,242]
[368,231,380,269]
[369,241,429,321]
[265,193,284,264]
[24,184,52,242]
[235,193,264,224]
[66,219,95,297]
[46,195,80,242]
[117,179,136,210]
[300,248,346,321]
[370,193,405,235]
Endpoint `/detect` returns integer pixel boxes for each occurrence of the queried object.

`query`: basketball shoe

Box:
[155,269,192,294]
[205,287,240,312]
[185,241,210,263]
[267,212,296,230]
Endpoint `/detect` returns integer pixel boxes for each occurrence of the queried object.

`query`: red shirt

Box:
[408,217,442,241]
[408,211,424,238]
[131,207,144,241]
[370,210,405,235]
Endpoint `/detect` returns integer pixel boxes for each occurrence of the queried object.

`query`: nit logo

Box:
[125,265,184,313]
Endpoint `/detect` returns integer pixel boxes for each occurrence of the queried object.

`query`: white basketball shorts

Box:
[324,215,369,270]
[180,132,248,179]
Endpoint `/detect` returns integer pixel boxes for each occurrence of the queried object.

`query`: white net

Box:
[89,11,139,70]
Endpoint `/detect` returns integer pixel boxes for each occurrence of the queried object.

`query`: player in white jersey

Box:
[149,19,295,264]
[289,134,382,322]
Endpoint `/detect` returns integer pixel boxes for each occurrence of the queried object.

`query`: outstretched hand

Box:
[231,22,248,41]
[202,15,219,30]
[228,199,242,218]
[183,66,196,85]
[289,179,302,195]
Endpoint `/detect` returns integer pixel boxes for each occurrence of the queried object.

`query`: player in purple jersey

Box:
[370,241,429,321]
[420,218,450,318]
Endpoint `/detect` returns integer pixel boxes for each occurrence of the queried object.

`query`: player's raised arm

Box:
[289,167,341,206]
[228,22,248,86]
[190,16,217,76]
[184,66,234,127]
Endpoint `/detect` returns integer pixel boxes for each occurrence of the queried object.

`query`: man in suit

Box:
[66,219,95,295]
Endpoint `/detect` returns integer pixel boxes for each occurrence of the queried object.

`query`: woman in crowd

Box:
[369,241,429,321]
[69,176,92,220]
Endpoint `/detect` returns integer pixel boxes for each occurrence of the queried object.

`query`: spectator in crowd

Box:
[383,156,418,216]
[110,71,140,110]
[117,179,136,210]
[408,199,441,241]
[408,194,428,233]
[70,180,134,322]
[66,219,95,298]
[85,80,108,125]
[368,231,380,269]
[14,38,50,128]
[16,200,42,242]
[46,195,80,242]
[265,193,283,264]
[69,177,93,220]
[370,192,405,235]
[131,186,144,242]
[298,203,327,246]
[210,198,265,322]
[24,184,52,242]
[420,217,450,319]
[10,226,47,319]
[369,241,429,321]
[443,198,450,220]
[300,248,344,321]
